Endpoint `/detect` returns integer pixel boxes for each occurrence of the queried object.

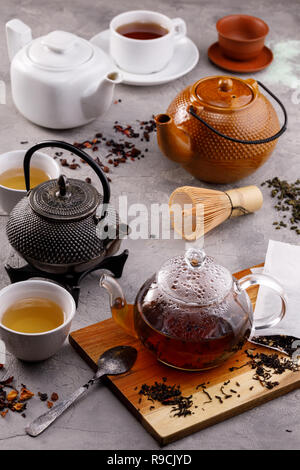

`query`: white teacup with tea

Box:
[110,10,187,74]
[0,280,76,361]
[0,149,60,214]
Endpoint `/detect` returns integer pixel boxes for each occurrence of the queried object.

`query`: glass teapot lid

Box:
[157,248,233,306]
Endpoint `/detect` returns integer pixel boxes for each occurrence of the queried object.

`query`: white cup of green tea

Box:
[0,280,76,361]
[0,149,60,214]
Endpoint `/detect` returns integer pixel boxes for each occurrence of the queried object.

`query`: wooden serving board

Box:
[69,264,300,445]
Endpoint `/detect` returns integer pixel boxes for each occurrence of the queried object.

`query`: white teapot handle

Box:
[237,273,287,331]
[6,19,32,62]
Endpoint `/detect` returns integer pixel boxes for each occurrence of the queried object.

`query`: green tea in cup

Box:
[1,297,64,333]
[0,167,50,190]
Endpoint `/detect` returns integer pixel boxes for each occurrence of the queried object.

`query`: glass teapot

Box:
[100,248,287,371]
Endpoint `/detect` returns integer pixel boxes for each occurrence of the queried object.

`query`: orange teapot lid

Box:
[194,76,255,109]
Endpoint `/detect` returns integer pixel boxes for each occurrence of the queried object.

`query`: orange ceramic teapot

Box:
[155,76,287,183]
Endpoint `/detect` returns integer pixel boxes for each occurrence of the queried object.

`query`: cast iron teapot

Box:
[7,141,125,274]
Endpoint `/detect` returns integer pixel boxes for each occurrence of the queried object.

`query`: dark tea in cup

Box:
[116,22,169,40]
[110,10,187,73]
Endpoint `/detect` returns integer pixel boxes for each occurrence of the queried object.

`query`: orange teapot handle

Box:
[189,81,288,145]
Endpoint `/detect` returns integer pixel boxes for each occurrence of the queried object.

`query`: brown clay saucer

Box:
[208,42,273,73]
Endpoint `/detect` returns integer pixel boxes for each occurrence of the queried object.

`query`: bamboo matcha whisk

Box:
[169,185,263,240]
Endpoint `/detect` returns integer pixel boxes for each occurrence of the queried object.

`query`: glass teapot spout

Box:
[99,274,137,338]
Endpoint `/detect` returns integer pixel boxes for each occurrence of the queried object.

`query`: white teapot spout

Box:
[81,71,122,120]
[6,19,32,62]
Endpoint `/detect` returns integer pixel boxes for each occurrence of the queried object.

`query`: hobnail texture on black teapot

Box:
[7,140,125,274]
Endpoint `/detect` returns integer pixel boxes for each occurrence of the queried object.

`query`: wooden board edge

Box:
[69,325,300,446]
[157,378,300,445]
[103,376,166,446]
[69,333,99,372]
[69,330,165,444]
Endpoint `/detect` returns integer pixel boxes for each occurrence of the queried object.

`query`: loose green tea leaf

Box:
[262,178,300,233]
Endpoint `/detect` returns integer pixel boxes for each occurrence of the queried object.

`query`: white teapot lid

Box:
[157,248,233,306]
[28,31,93,69]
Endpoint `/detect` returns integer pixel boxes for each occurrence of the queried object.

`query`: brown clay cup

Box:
[216,15,269,61]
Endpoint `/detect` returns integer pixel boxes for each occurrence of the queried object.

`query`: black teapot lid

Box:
[29,175,101,221]
[23,140,110,221]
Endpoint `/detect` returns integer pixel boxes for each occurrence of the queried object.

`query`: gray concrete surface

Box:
[0,0,299,450]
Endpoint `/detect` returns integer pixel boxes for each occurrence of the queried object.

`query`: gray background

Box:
[0,0,299,450]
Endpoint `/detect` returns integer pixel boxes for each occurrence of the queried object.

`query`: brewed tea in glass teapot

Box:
[101,248,286,371]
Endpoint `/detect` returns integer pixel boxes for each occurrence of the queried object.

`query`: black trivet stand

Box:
[5,250,129,307]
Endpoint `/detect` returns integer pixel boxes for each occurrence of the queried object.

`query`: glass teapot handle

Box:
[189,81,288,145]
[23,140,111,218]
[237,273,287,331]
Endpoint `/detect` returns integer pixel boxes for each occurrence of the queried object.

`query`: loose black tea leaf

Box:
[196,383,206,390]
[220,386,232,399]
[251,335,300,357]
[245,349,299,389]
[202,388,212,403]
[138,380,194,417]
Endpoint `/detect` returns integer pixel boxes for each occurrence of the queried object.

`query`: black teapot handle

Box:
[188,81,288,145]
[23,140,111,209]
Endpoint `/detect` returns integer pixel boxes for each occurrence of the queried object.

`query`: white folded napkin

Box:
[252,239,300,338]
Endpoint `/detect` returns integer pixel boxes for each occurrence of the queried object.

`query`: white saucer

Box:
[90,30,199,86]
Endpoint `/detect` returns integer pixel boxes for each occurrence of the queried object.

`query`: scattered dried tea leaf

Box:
[7,389,18,402]
[20,387,34,401]
[12,402,25,412]
[0,376,13,386]
[38,392,48,402]
[0,378,58,418]
[66,118,157,182]
[50,392,58,402]
[245,349,299,389]
[251,335,299,357]
[138,380,194,418]
[262,178,300,233]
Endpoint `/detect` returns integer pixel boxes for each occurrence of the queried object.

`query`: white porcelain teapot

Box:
[6,19,122,129]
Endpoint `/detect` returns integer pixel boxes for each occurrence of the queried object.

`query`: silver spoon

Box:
[26,345,137,437]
